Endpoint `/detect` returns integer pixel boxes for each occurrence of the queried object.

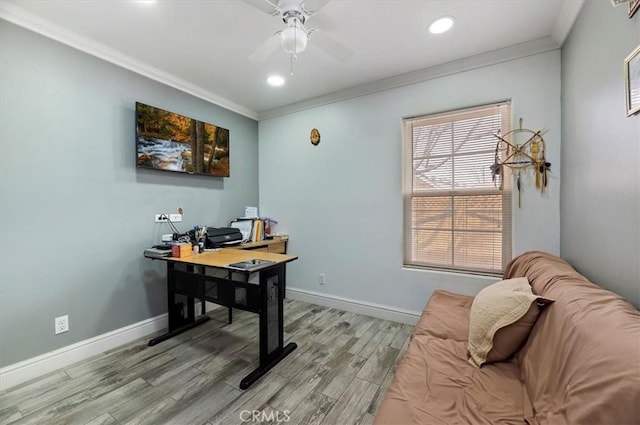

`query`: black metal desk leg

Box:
[239,264,297,390]
[199,265,206,316]
[148,262,210,346]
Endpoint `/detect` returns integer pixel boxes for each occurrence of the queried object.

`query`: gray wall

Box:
[259,50,561,313]
[561,0,640,307]
[0,22,259,367]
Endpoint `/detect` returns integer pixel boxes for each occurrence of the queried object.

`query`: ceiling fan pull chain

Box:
[290,53,294,76]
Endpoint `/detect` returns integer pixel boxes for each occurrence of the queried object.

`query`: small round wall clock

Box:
[310,128,321,146]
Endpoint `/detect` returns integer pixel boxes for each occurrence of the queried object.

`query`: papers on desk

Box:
[230,219,252,242]
[244,206,258,218]
[231,218,266,243]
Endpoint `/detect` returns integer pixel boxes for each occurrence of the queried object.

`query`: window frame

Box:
[402,101,512,276]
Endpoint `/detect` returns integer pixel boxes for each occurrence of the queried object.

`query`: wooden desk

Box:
[145,248,298,390]
[165,247,295,267]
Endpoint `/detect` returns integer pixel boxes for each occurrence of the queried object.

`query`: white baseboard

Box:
[0,313,167,391]
[286,287,421,325]
[0,293,413,391]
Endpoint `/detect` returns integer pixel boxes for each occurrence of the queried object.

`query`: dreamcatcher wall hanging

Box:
[490,118,551,207]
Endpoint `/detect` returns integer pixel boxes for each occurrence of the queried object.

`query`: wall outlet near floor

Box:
[319,273,326,285]
[55,315,69,335]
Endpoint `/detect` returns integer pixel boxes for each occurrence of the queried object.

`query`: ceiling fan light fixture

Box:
[429,16,455,34]
[281,21,308,54]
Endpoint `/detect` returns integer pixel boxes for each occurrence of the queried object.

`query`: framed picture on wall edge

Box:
[629,0,639,18]
[625,44,640,116]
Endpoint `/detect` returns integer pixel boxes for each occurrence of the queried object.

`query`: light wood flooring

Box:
[0,299,413,425]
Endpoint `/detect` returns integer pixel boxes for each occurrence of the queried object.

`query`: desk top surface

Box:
[146,248,297,269]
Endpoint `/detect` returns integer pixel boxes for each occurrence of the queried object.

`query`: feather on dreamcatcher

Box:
[491,118,551,207]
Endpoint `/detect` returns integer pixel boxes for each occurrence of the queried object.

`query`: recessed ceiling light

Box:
[135,0,157,4]
[267,75,285,87]
[429,16,455,34]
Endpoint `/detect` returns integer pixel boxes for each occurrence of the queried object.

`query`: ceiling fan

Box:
[243,0,353,65]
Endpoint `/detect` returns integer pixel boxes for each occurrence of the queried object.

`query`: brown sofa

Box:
[374,251,640,424]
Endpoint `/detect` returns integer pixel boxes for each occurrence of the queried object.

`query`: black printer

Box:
[205,227,243,248]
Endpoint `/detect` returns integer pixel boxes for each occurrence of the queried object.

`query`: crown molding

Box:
[258,36,560,120]
[0,2,259,121]
[551,0,585,47]
[1,1,580,123]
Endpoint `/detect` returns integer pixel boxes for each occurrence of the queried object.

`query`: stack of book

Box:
[251,219,264,242]
[230,217,275,243]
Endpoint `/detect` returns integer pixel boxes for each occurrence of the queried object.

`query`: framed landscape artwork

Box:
[136,102,230,177]
[625,45,640,116]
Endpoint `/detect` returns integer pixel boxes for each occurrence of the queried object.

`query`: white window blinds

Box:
[403,102,512,274]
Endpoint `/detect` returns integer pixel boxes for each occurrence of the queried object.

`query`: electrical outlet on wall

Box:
[319,273,326,285]
[55,315,69,334]
[155,213,183,223]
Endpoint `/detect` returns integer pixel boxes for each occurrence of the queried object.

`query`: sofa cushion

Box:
[413,290,473,342]
[375,290,526,425]
[376,336,526,425]
[468,277,550,367]
[505,251,640,425]
[485,300,545,363]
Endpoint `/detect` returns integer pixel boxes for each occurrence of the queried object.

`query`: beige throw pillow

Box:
[468,277,552,367]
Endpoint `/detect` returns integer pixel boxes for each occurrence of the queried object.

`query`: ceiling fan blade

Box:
[302,0,330,15]
[248,33,282,63]
[241,0,279,15]
[308,29,353,62]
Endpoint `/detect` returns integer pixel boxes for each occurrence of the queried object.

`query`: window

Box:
[403,102,512,274]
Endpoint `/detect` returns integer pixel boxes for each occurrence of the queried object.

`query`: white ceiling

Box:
[1,0,584,119]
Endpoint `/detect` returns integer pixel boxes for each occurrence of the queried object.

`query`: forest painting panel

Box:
[136,102,230,177]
